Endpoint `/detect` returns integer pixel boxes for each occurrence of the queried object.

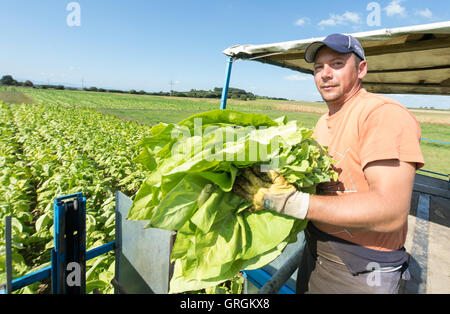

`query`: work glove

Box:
[232,167,310,220]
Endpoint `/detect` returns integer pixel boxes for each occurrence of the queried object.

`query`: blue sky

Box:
[1,0,449,108]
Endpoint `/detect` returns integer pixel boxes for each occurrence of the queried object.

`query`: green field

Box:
[3,86,447,180]
[0,98,151,293]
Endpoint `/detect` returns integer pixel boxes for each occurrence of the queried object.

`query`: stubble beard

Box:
[320,88,342,105]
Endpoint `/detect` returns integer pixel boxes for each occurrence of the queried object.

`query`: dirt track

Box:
[409,109,450,114]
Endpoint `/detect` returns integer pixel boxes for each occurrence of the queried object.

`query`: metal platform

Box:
[115,191,174,294]
[401,174,450,294]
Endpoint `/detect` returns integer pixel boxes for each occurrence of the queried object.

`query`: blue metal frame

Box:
[418,169,448,178]
[1,193,116,294]
[220,56,234,110]
[421,138,450,145]
[5,216,12,294]
[5,242,115,293]
[52,192,87,294]
[86,241,115,260]
[10,266,51,292]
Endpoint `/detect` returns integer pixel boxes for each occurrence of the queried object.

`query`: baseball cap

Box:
[304,33,365,63]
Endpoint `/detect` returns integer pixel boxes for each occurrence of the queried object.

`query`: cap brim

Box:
[304,40,357,63]
[304,42,325,63]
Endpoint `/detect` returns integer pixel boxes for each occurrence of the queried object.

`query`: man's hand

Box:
[232,168,296,211]
[232,167,310,220]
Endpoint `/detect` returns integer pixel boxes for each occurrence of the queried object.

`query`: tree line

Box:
[0,75,287,101]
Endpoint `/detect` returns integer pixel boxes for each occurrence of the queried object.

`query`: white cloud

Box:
[318,11,362,28]
[415,8,433,19]
[294,18,310,26]
[284,74,311,81]
[342,11,361,24]
[384,0,407,17]
[318,17,337,27]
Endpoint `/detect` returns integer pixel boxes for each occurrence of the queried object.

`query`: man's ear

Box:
[358,60,368,79]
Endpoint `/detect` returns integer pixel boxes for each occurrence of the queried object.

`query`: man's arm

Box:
[307,159,416,233]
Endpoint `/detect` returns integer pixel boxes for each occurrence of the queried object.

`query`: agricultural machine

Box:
[2,21,450,294]
[1,191,302,294]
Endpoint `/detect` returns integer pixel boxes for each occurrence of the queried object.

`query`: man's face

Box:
[313,46,366,107]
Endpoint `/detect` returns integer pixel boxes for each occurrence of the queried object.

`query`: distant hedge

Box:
[0,74,287,101]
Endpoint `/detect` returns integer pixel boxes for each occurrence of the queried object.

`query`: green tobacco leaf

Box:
[178,109,278,130]
[195,166,237,192]
[129,109,337,294]
[146,174,209,230]
[134,147,157,171]
[239,210,295,261]
[35,212,51,233]
[126,178,157,221]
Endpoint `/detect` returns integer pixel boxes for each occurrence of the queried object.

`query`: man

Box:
[233,33,425,293]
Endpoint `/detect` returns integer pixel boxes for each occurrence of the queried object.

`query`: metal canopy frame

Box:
[219,21,450,108]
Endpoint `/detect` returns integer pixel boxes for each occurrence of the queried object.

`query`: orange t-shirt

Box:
[313,88,425,251]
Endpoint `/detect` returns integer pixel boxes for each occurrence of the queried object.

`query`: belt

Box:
[306,223,409,275]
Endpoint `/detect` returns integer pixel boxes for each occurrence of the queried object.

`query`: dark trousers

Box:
[296,228,403,294]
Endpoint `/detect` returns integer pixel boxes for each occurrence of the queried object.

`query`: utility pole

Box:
[81,78,84,90]
[169,80,174,96]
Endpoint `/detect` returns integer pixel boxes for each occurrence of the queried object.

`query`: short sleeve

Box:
[359,104,425,170]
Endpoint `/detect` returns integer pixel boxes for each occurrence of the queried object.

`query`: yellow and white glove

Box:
[232,167,310,220]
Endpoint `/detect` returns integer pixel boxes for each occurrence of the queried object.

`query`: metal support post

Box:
[220,56,234,110]
[4,216,12,294]
[1,194,115,293]
[51,192,87,294]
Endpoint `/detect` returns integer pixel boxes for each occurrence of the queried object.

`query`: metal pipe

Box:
[257,246,304,294]
[5,216,12,294]
[85,241,116,260]
[13,266,51,291]
[220,56,234,110]
[421,138,450,145]
[417,169,448,178]
[9,241,115,292]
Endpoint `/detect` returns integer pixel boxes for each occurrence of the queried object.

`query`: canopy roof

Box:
[223,22,450,95]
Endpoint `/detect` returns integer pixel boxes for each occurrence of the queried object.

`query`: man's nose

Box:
[321,64,333,80]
